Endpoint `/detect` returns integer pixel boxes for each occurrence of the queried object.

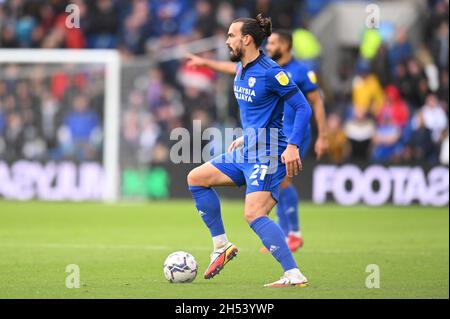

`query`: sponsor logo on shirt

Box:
[234,85,256,102]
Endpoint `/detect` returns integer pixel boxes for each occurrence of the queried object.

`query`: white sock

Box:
[284,268,301,277]
[285,268,301,278]
[212,234,229,249]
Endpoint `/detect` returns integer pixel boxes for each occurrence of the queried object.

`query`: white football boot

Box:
[264,269,308,287]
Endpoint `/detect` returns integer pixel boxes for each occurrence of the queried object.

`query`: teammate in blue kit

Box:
[186,30,328,253]
[187,14,312,287]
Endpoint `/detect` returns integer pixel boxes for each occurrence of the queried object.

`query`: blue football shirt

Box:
[233,52,310,160]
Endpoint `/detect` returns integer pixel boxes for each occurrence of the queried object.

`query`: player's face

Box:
[265,34,283,62]
[226,22,244,62]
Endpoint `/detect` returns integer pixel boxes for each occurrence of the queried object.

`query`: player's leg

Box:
[187,153,244,279]
[275,179,290,237]
[187,161,236,249]
[283,127,312,251]
[244,191,308,287]
[258,185,288,254]
[260,178,289,253]
[244,161,308,286]
[279,176,304,252]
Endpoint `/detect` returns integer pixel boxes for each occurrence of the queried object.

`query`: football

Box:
[163,251,198,283]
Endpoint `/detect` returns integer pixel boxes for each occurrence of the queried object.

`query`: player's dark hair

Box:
[233,14,272,47]
[272,29,293,50]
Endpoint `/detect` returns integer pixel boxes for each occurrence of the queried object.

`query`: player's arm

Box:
[267,69,312,177]
[306,89,329,160]
[185,53,237,75]
[283,90,313,177]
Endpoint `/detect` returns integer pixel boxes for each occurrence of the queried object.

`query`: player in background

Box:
[187,14,312,286]
[186,30,328,253]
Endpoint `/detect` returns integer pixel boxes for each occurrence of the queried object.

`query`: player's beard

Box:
[269,49,282,62]
[229,44,243,62]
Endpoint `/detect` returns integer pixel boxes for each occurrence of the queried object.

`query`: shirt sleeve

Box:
[266,67,312,149]
[298,68,319,94]
[265,67,299,98]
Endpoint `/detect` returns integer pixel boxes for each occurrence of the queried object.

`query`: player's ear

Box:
[242,34,252,46]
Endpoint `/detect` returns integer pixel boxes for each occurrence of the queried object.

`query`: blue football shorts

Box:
[210,149,286,203]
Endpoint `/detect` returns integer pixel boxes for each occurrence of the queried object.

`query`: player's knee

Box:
[187,169,199,186]
[244,207,266,224]
[187,167,208,187]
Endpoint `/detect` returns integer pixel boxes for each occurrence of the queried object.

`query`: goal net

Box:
[0,49,120,202]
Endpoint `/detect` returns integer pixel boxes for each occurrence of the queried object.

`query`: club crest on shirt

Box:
[275,71,289,86]
[248,76,256,88]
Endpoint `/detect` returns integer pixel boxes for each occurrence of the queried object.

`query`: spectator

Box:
[371,111,402,163]
[344,109,376,161]
[151,0,195,37]
[3,112,24,161]
[147,69,164,110]
[326,113,349,163]
[408,94,448,163]
[119,0,150,55]
[138,114,160,164]
[216,2,234,30]
[426,0,449,43]
[121,110,142,167]
[378,85,409,128]
[388,27,413,73]
[352,60,385,117]
[40,90,61,149]
[360,29,382,61]
[85,0,120,48]
[194,0,217,38]
[15,14,36,47]
[372,44,392,87]
[53,0,87,49]
[22,108,46,160]
[420,93,448,143]
[430,21,449,71]
[406,58,429,110]
[1,24,20,47]
[58,95,101,161]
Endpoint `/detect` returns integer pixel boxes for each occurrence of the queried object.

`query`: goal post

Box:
[0,49,121,202]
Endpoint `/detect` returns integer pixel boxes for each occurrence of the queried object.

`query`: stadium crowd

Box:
[0,0,448,166]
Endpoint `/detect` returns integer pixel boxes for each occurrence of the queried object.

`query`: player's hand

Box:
[281,144,302,177]
[185,53,205,68]
[314,135,329,160]
[228,136,244,152]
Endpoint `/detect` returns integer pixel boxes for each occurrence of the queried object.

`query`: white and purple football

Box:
[163,251,198,283]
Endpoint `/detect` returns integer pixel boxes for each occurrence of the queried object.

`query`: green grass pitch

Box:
[0,200,448,299]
